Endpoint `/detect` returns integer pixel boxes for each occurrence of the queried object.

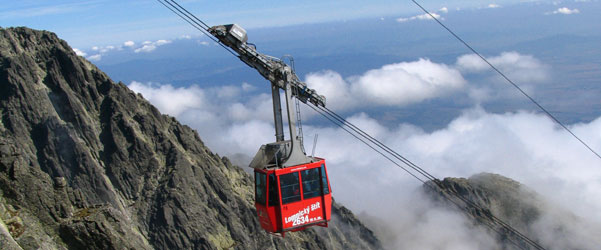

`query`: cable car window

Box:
[268,173,278,206]
[255,172,266,205]
[301,168,321,199]
[321,165,330,195]
[280,172,301,204]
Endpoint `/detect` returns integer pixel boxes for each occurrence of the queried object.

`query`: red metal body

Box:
[254,158,332,235]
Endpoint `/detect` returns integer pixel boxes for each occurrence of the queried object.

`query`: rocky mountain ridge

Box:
[0,27,381,249]
[426,173,600,250]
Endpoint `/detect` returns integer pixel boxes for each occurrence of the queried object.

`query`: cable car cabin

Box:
[254,158,331,236]
[208,23,332,236]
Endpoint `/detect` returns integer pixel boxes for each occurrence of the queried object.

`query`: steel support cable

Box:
[168,0,211,30]
[313,104,432,182]
[429,174,544,250]
[156,0,203,31]
[434,179,546,250]
[410,0,601,161]
[162,0,237,55]
[319,104,539,248]
[315,106,430,181]
[157,0,238,57]
[161,0,208,31]
[156,1,544,248]
[416,174,530,249]
[161,0,238,56]
[312,104,545,250]
[405,3,557,248]
[307,104,427,183]
[320,106,437,181]
[156,0,215,43]
[311,105,530,250]
[309,105,516,246]
[425,185,530,250]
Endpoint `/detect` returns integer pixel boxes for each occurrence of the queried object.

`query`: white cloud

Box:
[127,81,274,155]
[197,41,210,46]
[397,13,442,23]
[180,34,192,39]
[128,81,204,116]
[455,52,550,103]
[134,39,172,53]
[73,48,86,57]
[439,7,449,13]
[122,47,594,249]
[456,51,549,83]
[241,82,256,92]
[155,39,171,46]
[223,120,275,155]
[128,73,601,249]
[99,45,116,53]
[309,108,601,249]
[87,54,101,61]
[476,3,501,9]
[548,7,580,14]
[306,58,466,110]
[355,59,466,105]
[305,70,355,110]
[307,52,548,109]
[89,45,121,54]
[135,44,157,53]
[124,41,135,47]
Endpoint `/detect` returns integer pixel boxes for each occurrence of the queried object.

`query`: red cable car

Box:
[247,77,333,235]
[208,23,332,235]
[253,158,332,235]
[241,42,332,235]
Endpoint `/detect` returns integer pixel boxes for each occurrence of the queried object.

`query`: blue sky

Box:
[1,0,561,48]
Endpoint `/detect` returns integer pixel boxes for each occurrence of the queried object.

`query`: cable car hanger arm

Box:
[208,24,326,108]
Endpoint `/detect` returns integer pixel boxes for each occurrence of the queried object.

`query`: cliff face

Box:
[0,27,381,250]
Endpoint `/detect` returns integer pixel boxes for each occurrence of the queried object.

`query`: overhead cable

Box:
[156,0,238,56]
[309,103,546,250]
[156,1,547,249]
[410,0,601,161]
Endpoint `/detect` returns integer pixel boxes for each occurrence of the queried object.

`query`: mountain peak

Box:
[426,172,600,250]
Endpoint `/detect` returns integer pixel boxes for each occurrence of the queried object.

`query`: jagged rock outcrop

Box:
[0,27,381,249]
[425,173,540,249]
[425,173,600,250]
